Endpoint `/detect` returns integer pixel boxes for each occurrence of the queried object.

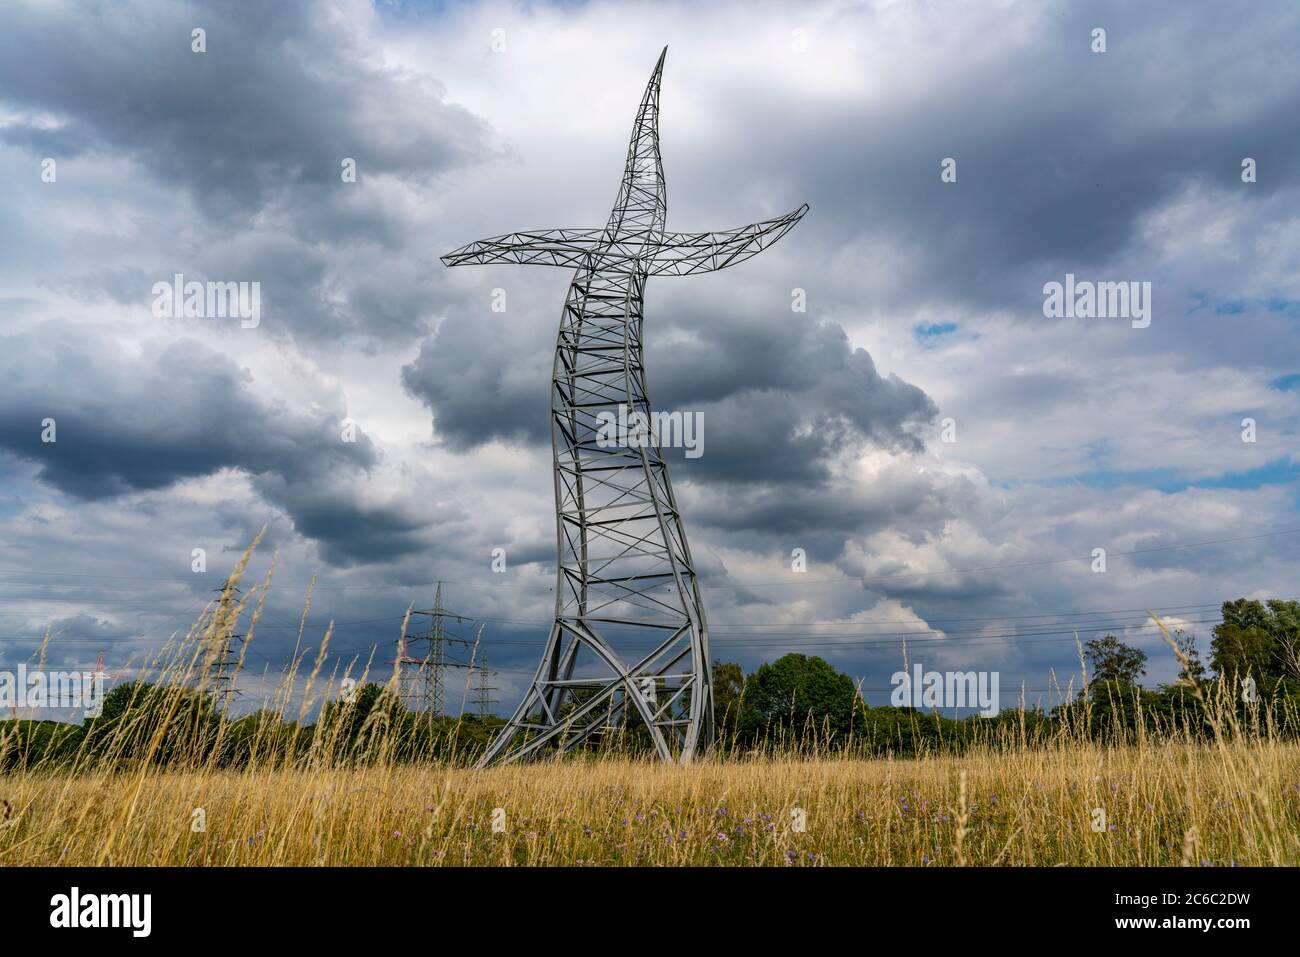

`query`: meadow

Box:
[1,741,1298,866]
[2,535,1297,867]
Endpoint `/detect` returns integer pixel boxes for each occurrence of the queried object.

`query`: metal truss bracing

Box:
[439,209,808,276]
[441,47,807,766]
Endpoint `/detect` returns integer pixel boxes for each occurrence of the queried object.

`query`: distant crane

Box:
[93,650,116,681]
[85,650,118,720]
[391,636,425,706]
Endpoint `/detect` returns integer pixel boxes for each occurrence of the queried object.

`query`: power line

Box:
[0,603,1277,650]
[0,524,1295,592]
[0,593,1243,636]
[5,599,1230,635]
[324,616,1224,658]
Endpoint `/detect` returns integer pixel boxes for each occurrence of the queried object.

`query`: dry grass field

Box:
[3,537,1297,867]
[2,741,1298,866]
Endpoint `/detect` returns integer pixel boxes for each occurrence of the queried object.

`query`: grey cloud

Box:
[46,613,136,642]
[687,456,978,567]
[0,322,376,499]
[653,314,936,482]
[734,0,1300,318]
[402,312,554,450]
[0,1,493,216]
[404,306,936,483]
[0,0,496,348]
[45,268,157,307]
[248,476,442,567]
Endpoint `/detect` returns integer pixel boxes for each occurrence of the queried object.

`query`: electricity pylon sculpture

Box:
[442,47,807,766]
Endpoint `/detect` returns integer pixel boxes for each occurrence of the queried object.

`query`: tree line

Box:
[3,598,1298,769]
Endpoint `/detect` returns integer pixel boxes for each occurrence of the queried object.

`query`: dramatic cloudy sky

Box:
[2,0,1298,718]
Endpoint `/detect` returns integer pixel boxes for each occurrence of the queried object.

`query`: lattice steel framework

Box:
[441,47,807,766]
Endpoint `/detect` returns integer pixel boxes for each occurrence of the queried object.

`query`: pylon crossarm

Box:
[439,205,807,275]
[648,204,810,276]
[439,228,603,269]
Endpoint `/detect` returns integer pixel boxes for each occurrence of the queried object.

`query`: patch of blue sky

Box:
[913,322,957,347]
[1023,458,1300,495]
[1185,293,1300,318]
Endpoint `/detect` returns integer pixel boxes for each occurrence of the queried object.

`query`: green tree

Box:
[0,719,84,770]
[81,680,220,765]
[711,660,745,743]
[1265,600,1300,680]
[737,653,862,746]
[1173,627,1206,683]
[1210,599,1300,680]
[1084,635,1147,685]
[218,708,299,767]
[316,681,406,760]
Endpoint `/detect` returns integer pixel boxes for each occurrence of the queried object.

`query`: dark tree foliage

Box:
[316,681,503,763]
[737,653,863,745]
[1212,599,1300,681]
[712,660,745,742]
[1085,635,1147,685]
[0,720,83,770]
[11,596,1300,770]
[1174,628,1207,683]
[80,680,220,765]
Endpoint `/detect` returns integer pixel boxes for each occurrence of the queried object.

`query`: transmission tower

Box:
[206,635,243,710]
[402,583,475,716]
[442,47,807,766]
[391,635,425,709]
[470,658,498,719]
[203,580,245,710]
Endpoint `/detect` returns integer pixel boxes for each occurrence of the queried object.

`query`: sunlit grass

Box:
[2,742,1298,865]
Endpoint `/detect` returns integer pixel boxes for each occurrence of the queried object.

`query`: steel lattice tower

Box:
[470,658,497,719]
[203,580,245,712]
[401,583,473,715]
[442,47,807,766]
